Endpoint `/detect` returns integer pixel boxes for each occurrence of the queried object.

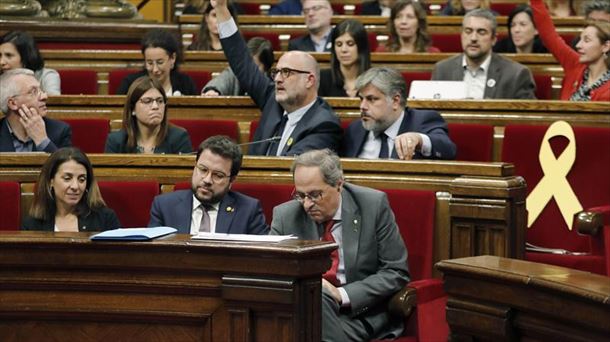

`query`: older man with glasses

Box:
[271,149,409,341]
[0,68,71,152]
[212,0,342,156]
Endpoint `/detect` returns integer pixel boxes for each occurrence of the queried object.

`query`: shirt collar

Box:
[192,194,219,211]
[333,192,343,221]
[285,98,316,125]
[462,53,493,72]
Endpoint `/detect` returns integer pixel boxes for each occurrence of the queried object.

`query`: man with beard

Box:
[212,0,342,156]
[288,0,333,52]
[271,149,409,340]
[148,135,268,235]
[342,67,456,160]
[432,9,536,99]
[0,68,71,152]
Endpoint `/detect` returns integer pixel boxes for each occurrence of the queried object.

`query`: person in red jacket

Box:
[531,0,610,101]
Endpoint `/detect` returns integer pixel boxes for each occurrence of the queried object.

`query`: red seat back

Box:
[61,119,109,153]
[98,181,159,228]
[184,70,212,94]
[249,120,260,142]
[239,3,262,14]
[448,123,493,162]
[0,182,21,231]
[490,3,518,15]
[171,119,239,150]
[232,183,294,224]
[367,32,379,51]
[401,71,432,95]
[430,34,462,52]
[534,74,553,100]
[57,69,98,95]
[108,69,139,95]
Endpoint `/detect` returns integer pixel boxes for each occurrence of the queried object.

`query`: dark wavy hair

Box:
[330,19,371,89]
[189,0,237,50]
[1,31,44,71]
[141,28,183,70]
[386,0,432,52]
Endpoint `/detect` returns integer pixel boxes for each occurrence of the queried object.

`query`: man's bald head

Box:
[279,50,320,88]
[272,51,320,112]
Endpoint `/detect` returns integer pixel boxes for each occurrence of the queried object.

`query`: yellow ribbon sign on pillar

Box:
[526,121,583,230]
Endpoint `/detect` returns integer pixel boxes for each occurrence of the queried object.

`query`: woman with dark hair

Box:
[0,31,61,95]
[532,0,610,101]
[440,0,494,15]
[188,0,237,51]
[202,37,274,96]
[319,19,371,97]
[494,5,548,53]
[377,0,440,53]
[116,29,197,96]
[22,147,120,232]
[106,76,192,154]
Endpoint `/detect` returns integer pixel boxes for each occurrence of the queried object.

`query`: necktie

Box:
[378,132,389,159]
[199,204,211,233]
[267,114,289,156]
[321,220,340,286]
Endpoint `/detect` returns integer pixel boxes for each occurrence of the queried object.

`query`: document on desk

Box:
[91,227,177,241]
[192,232,297,243]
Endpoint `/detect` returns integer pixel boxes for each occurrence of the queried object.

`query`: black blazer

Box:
[0,117,72,153]
[319,69,349,97]
[288,34,332,52]
[493,36,548,53]
[21,206,121,232]
[360,1,382,15]
[116,70,197,95]
[104,126,192,154]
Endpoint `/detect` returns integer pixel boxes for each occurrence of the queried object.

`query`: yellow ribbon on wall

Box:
[526,121,583,230]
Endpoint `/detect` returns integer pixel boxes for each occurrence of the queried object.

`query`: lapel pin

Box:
[287,137,293,146]
[226,206,234,212]
[486,79,496,88]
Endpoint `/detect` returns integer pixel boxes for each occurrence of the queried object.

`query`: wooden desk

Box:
[0,231,334,342]
[436,256,610,341]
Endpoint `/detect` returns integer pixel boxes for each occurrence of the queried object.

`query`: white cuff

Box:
[218,17,238,39]
[419,133,432,156]
[338,287,351,308]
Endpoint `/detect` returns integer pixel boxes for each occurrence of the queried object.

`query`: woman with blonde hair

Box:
[22,147,120,232]
[377,0,440,53]
[441,0,494,16]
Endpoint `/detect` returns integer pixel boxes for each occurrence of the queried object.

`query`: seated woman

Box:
[188,0,237,51]
[376,0,440,53]
[532,0,609,101]
[1,31,61,95]
[201,37,274,96]
[546,0,577,17]
[440,0,494,16]
[22,147,120,232]
[106,76,192,154]
[494,5,548,53]
[319,19,371,97]
[116,29,197,96]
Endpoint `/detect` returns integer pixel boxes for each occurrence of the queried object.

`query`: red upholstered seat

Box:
[502,123,610,275]
[401,71,432,95]
[108,69,139,95]
[170,119,239,151]
[184,70,212,94]
[0,182,21,231]
[367,32,379,51]
[490,3,518,15]
[533,74,553,100]
[448,123,493,162]
[239,2,262,14]
[232,183,294,224]
[61,118,109,153]
[98,181,159,228]
[57,69,98,95]
[430,33,462,52]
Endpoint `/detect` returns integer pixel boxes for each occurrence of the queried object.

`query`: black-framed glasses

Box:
[195,164,229,183]
[269,67,311,79]
[139,97,165,106]
[293,190,324,203]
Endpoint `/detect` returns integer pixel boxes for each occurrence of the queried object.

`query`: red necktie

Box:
[321,220,340,286]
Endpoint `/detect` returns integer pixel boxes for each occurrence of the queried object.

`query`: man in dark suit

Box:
[149,136,268,235]
[271,149,409,340]
[361,0,395,16]
[431,9,536,99]
[342,67,456,160]
[213,0,342,156]
[288,0,333,52]
[0,68,71,152]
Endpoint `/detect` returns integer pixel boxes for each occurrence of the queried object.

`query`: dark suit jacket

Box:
[148,189,269,235]
[341,108,457,160]
[288,34,332,52]
[431,53,536,99]
[0,117,72,153]
[271,183,409,338]
[21,207,121,232]
[361,1,382,15]
[493,36,548,53]
[104,126,192,154]
[116,70,198,95]
[220,29,342,156]
[319,69,348,97]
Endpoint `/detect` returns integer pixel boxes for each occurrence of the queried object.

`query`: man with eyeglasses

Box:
[288,0,333,52]
[0,68,71,152]
[149,135,268,235]
[271,149,409,341]
[212,0,342,156]
[432,9,536,99]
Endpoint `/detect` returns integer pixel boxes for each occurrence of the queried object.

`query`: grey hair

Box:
[582,0,610,17]
[0,68,34,114]
[291,149,343,186]
[463,8,498,36]
[355,67,407,107]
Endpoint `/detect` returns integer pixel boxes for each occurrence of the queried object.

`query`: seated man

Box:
[342,67,456,160]
[288,0,333,52]
[149,135,269,235]
[0,68,71,152]
[432,9,536,99]
[271,149,409,340]
[213,0,342,156]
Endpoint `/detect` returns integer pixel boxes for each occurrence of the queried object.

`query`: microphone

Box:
[238,136,281,146]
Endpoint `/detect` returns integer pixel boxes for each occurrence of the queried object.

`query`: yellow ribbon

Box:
[526,121,583,230]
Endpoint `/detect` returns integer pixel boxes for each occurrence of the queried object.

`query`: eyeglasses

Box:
[195,164,229,183]
[139,97,165,106]
[293,190,324,203]
[303,5,329,14]
[269,67,311,79]
[12,86,44,99]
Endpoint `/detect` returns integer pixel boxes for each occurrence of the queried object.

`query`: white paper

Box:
[192,232,297,243]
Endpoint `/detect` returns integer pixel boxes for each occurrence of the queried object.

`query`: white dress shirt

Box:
[275,99,316,156]
[462,54,492,99]
[190,195,219,235]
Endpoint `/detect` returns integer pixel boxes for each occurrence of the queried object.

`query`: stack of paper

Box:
[192,232,297,243]
[91,227,177,241]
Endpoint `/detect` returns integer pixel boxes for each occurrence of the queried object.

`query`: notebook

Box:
[408,80,467,100]
[90,227,177,241]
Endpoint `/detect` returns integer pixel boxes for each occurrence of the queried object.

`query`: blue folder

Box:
[90,227,177,241]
